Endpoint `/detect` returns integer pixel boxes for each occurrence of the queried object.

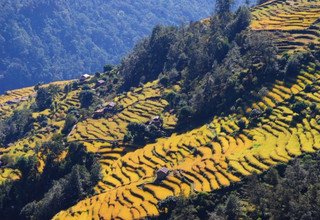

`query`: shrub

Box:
[62,114,78,135]
[292,101,307,113]
[265,107,273,116]
[103,64,114,73]
[237,119,246,130]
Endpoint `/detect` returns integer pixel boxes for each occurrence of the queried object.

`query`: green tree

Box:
[36,87,53,111]
[225,194,241,220]
[215,0,234,17]
[79,90,94,108]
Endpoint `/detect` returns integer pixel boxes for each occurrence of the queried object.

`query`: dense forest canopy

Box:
[0,0,255,94]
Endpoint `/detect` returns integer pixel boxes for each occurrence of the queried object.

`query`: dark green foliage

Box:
[256,0,269,5]
[285,52,312,76]
[237,119,246,130]
[36,88,53,111]
[79,90,94,108]
[292,101,307,113]
[225,194,241,220]
[103,64,114,73]
[118,5,283,128]
[227,6,251,40]
[265,107,273,116]
[120,25,178,90]
[0,109,34,145]
[37,115,48,127]
[0,0,227,94]
[35,85,60,111]
[124,122,165,146]
[0,142,101,220]
[215,0,234,17]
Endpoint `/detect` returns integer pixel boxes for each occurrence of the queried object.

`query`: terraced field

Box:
[0,168,20,184]
[68,80,178,184]
[54,57,320,220]
[251,0,320,53]
[0,81,72,120]
[50,2,320,219]
[0,1,319,219]
[251,0,320,31]
[0,81,77,172]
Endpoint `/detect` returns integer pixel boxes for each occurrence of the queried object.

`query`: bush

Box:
[62,114,78,135]
[292,101,307,113]
[237,119,246,130]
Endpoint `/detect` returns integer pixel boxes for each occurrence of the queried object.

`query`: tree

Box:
[227,6,251,39]
[215,0,234,17]
[79,90,94,108]
[103,64,114,73]
[0,109,34,145]
[225,194,241,220]
[36,87,53,111]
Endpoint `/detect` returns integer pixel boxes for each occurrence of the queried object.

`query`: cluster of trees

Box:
[0,109,34,146]
[35,85,60,111]
[124,122,166,146]
[157,152,320,220]
[0,0,233,94]
[119,0,282,128]
[0,140,101,220]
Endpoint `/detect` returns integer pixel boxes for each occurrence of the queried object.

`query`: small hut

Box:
[156,167,169,182]
[104,102,116,112]
[80,74,91,82]
[96,80,106,88]
[94,108,105,118]
[148,116,163,127]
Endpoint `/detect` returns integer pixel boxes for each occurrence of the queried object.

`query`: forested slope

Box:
[0,0,222,94]
[0,0,256,94]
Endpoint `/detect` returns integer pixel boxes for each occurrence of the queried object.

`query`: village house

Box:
[155,167,170,182]
[93,102,117,118]
[80,74,91,82]
[95,79,106,88]
[148,116,163,127]
[104,102,116,111]
[93,108,105,118]
[20,96,29,102]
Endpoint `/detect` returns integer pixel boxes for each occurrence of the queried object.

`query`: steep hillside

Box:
[0,0,221,94]
[0,0,319,219]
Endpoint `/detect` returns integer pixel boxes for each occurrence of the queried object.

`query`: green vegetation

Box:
[119,3,281,128]
[79,90,94,108]
[0,141,101,220]
[0,109,34,146]
[0,0,319,219]
[124,122,165,146]
[35,85,60,111]
[0,0,223,94]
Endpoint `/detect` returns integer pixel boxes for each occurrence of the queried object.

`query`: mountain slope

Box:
[0,0,221,94]
[0,0,319,219]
